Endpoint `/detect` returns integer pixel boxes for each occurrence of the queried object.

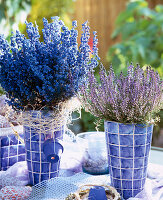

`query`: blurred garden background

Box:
[0,0,163,147]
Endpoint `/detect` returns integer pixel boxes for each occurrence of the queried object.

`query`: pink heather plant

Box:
[79,64,163,124]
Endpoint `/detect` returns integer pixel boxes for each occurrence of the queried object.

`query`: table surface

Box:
[149,147,163,165]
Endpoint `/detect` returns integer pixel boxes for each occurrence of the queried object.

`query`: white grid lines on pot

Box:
[118,124,123,198]
[132,125,135,197]
[141,126,148,189]
[105,129,114,187]
[106,142,151,147]
[29,126,35,185]
[110,176,146,181]
[107,154,149,159]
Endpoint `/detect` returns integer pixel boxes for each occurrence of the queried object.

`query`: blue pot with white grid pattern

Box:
[24,111,65,185]
[104,121,153,199]
[0,126,26,171]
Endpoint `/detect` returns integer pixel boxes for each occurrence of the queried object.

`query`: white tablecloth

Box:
[0,137,162,199]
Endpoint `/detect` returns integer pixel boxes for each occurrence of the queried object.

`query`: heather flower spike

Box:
[79,64,163,124]
[0,17,100,110]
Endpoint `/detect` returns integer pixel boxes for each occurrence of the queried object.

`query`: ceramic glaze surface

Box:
[0,133,26,171]
[24,126,64,185]
[105,121,153,199]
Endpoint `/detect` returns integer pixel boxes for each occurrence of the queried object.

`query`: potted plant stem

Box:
[0,17,99,185]
[79,64,163,199]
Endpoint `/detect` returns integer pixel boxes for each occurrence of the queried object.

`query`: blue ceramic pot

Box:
[0,126,26,171]
[105,121,153,199]
[24,111,65,185]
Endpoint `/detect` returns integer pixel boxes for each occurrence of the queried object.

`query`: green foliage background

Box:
[20,0,75,40]
[0,0,31,39]
[107,0,163,77]
[0,86,4,95]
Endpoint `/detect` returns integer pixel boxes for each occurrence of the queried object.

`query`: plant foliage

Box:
[0,17,99,110]
[79,64,163,124]
[0,86,4,96]
[107,0,163,77]
[0,0,31,38]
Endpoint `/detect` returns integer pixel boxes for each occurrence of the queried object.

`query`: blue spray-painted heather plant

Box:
[0,17,99,110]
[79,64,163,124]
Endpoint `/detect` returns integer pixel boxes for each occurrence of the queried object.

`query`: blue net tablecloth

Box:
[27,165,163,200]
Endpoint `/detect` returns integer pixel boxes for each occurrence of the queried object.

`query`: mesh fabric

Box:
[27,172,110,200]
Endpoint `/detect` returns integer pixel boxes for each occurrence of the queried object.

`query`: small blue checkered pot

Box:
[0,126,26,171]
[24,111,65,185]
[104,121,153,199]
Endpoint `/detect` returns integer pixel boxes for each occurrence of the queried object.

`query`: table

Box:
[149,147,163,165]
